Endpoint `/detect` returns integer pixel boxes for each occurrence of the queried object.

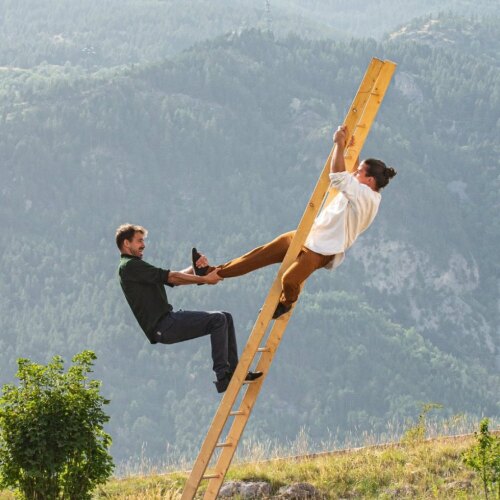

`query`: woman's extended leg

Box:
[217,231,295,278]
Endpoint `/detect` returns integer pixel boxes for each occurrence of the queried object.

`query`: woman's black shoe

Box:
[272,303,292,319]
[192,247,209,276]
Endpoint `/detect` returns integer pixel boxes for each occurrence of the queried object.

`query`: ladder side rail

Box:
[180,280,285,498]
[181,58,391,500]
[203,62,398,499]
[204,320,288,498]
[312,58,385,216]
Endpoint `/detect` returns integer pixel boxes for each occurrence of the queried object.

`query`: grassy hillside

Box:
[0,433,492,499]
[98,431,500,498]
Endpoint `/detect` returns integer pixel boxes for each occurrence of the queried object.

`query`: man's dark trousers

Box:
[155,310,238,379]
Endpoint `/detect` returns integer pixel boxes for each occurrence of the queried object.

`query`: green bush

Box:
[463,418,500,499]
[0,351,113,499]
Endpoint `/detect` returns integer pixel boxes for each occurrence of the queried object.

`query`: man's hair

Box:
[115,224,147,250]
[364,158,397,190]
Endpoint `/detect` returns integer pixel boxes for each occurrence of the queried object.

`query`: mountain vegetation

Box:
[0,0,498,67]
[0,7,498,469]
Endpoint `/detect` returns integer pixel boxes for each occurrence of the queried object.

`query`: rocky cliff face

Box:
[352,237,497,368]
[387,14,498,61]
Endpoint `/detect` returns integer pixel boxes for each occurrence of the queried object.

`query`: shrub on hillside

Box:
[463,418,500,500]
[0,351,113,499]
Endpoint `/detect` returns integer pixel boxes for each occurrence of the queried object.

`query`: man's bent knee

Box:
[209,311,227,329]
[221,311,233,323]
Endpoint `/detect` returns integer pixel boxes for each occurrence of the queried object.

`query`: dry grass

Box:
[0,431,496,499]
[223,434,484,498]
[97,433,490,498]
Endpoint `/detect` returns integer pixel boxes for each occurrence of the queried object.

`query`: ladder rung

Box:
[216,442,232,448]
[230,410,246,416]
[202,473,220,480]
[257,347,270,352]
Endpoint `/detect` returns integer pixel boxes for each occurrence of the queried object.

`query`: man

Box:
[116,224,262,393]
[194,125,397,318]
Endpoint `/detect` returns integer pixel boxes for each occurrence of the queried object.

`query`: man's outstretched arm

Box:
[167,267,221,286]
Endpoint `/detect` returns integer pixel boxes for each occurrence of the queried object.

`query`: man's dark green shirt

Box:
[118,254,174,343]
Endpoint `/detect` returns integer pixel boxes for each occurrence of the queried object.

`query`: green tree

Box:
[463,419,500,500]
[0,351,113,499]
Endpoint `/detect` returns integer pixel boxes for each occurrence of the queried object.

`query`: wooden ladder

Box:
[181,58,397,500]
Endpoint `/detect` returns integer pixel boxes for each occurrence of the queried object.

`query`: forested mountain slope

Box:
[0,0,497,67]
[0,15,498,465]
